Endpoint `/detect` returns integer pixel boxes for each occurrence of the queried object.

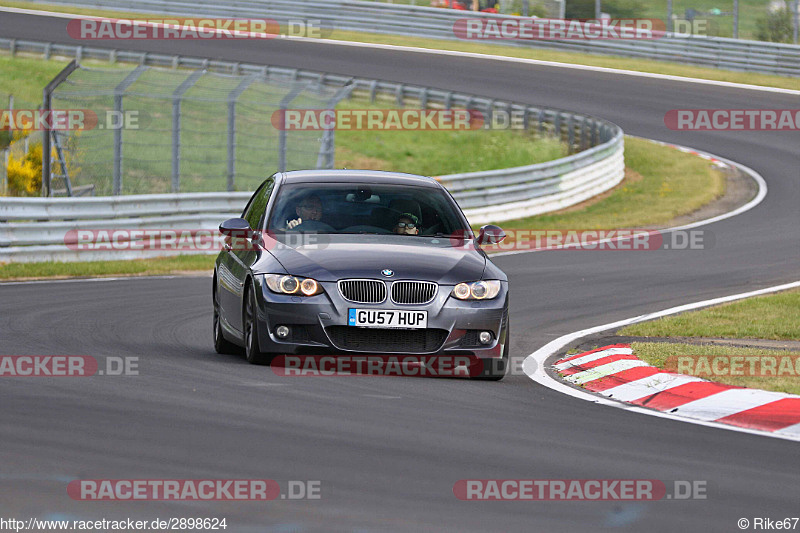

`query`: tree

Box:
[755,8,794,43]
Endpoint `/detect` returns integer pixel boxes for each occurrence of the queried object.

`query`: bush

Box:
[755,8,794,43]
[7,141,42,196]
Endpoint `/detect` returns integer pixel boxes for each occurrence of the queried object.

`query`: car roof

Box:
[279,169,440,188]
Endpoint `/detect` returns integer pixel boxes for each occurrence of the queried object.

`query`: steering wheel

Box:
[292,220,336,232]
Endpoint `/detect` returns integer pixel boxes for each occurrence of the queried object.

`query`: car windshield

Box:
[266,182,471,237]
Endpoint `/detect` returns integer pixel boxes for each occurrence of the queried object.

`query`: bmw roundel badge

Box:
[381,269,394,277]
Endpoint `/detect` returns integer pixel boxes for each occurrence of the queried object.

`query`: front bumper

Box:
[252,275,509,358]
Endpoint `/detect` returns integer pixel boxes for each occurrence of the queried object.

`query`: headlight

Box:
[451,280,502,300]
[265,274,323,296]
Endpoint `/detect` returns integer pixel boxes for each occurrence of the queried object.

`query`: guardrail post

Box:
[567,114,575,151]
[111,65,146,195]
[171,69,203,193]
[554,112,562,141]
[369,80,378,102]
[227,75,257,192]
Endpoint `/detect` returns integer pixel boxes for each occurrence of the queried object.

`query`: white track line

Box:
[554,346,632,370]
[522,280,800,442]
[2,6,799,96]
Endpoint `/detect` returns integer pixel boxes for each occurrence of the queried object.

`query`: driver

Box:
[286,194,322,229]
[393,213,420,235]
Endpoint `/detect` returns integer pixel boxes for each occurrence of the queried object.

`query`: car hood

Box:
[258,235,488,285]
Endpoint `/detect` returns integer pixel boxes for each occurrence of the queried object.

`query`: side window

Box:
[242,178,275,232]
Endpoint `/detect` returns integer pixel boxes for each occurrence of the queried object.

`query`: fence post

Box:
[277,84,307,173]
[42,60,78,197]
[1,149,7,196]
[171,69,203,193]
[111,65,146,195]
[316,83,354,169]
[227,75,257,192]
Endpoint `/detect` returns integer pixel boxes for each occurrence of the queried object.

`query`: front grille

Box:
[326,326,448,353]
[338,279,387,304]
[391,281,438,305]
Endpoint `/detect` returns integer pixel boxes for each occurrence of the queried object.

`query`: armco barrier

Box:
[15,0,800,77]
[0,38,624,262]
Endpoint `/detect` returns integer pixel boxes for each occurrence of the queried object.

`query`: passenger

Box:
[393,213,420,235]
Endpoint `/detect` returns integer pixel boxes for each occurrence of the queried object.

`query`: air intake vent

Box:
[326,326,448,353]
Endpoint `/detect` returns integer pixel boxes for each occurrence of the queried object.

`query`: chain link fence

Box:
[46,65,350,196]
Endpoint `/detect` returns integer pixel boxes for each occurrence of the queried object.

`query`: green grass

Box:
[632,341,800,395]
[0,54,69,108]
[487,136,726,230]
[334,101,568,176]
[620,288,800,340]
[0,254,215,279]
[1,0,798,91]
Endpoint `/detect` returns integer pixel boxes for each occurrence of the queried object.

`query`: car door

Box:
[224,177,275,332]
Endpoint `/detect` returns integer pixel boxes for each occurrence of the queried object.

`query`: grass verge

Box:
[0,254,215,280]
[620,288,800,340]
[487,135,726,230]
[1,0,798,91]
[632,341,800,395]
[335,101,568,176]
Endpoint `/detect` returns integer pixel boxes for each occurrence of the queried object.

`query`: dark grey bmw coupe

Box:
[213,170,510,380]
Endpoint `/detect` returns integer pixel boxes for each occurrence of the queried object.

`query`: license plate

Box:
[348,309,428,329]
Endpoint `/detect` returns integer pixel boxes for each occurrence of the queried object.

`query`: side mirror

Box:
[219,218,254,239]
[477,224,506,245]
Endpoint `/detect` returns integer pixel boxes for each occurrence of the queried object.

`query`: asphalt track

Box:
[1,11,799,533]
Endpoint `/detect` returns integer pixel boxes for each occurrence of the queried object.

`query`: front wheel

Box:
[244,284,270,365]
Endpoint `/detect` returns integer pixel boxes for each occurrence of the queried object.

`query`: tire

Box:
[471,325,509,381]
[243,284,270,365]
[213,286,240,355]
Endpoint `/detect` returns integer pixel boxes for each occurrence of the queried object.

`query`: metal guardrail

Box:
[0,38,624,262]
[19,0,800,77]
